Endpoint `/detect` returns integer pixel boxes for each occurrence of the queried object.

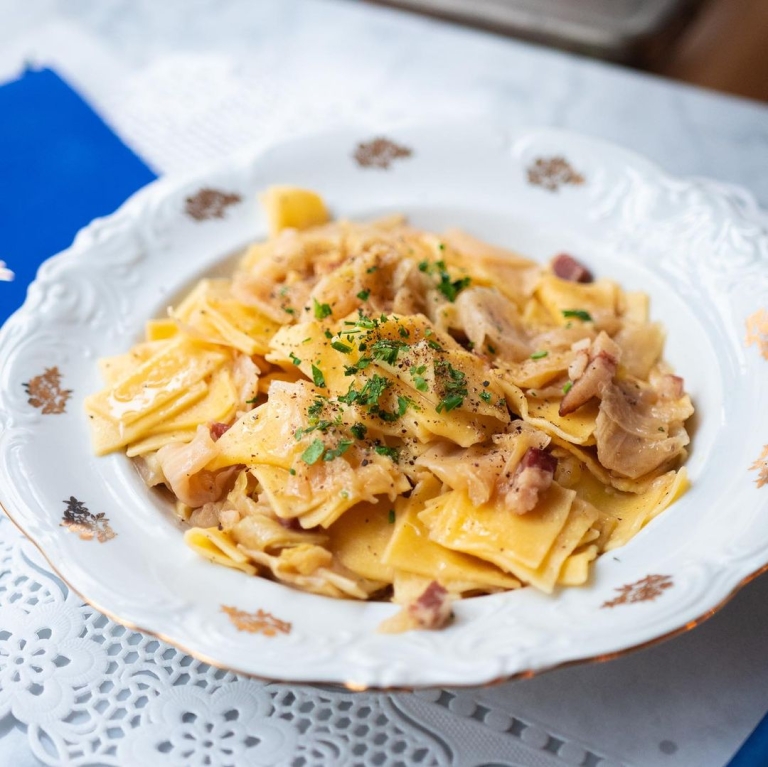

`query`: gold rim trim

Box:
[2,496,767,693]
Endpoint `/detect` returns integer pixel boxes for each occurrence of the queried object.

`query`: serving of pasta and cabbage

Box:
[85,187,693,633]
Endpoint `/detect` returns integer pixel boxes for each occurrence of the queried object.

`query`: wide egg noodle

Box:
[184,527,257,576]
[381,482,521,594]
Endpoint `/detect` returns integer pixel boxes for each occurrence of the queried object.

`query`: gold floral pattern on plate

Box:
[750,446,768,488]
[353,138,413,169]
[185,188,242,221]
[527,156,585,192]
[745,308,768,360]
[221,606,292,636]
[23,367,72,414]
[61,497,116,542]
[602,574,673,608]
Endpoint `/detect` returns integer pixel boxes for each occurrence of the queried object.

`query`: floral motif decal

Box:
[750,446,768,488]
[745,308,768,360]
[527,156,585,192]
[601,574,673,608]
[221,606,291,637]
[60,497,116,543]
[185,188,242,221]
[353,138,413,169]
[23,367,72,415]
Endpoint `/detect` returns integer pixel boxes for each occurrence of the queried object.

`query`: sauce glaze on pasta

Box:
[85,188,693,632]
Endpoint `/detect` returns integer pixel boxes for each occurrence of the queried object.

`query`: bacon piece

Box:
[507,447,557,514]
[209,422,232,441]
[657,374,684,401]
[408,582,452,630]
[559,332,620,416]
[551,253,593,283]
[278,516,303,531]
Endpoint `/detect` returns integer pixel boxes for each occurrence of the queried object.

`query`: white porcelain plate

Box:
[1,125,767,689]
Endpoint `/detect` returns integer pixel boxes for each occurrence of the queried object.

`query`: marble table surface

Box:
[1,1,768,765]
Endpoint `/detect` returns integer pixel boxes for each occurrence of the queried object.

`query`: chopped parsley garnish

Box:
[387,396,411,421]
[398,326,410,339]
[375,445,400,461]
[283,306,296,315]
[338,376,409,423]
[366,265,378,274]
[419,259,471,302]
[301,439,325,465]
[354,310,378,330]
[350,423,367,440]
[480,390,492,402]
[434,360,468,413]
[295,422,324,441]
[356,289,370,301]
[323,439,353,461]
[371,338,407,365]
[388,509,396,524]
[437,242,445,251]
[245,397,258,405]
[437,273,470,302]
[311,363,326,388]
[289,468,296,475]
[324,329,333,339]
[344,357,372,376]
[338,375,390,408]
[340,310,381,336]
[437,393,465,412]
[289,352,302,366]
[331,341,352,354]
[562,309,592,322]
[427,339,444,352]
[307,397,326,421]
[563,381,573,394]
[411,364,428,391]
[530,350,549,360]
[313,299,332,319]
[486,343,497,355]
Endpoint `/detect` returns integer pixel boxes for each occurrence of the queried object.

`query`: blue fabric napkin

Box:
[727,710,768,767]
[0,67,157,326]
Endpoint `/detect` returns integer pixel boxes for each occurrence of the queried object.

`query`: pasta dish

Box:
[85,187,693,632]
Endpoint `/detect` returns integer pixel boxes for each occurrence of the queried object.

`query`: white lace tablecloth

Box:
[2,2,768,765]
